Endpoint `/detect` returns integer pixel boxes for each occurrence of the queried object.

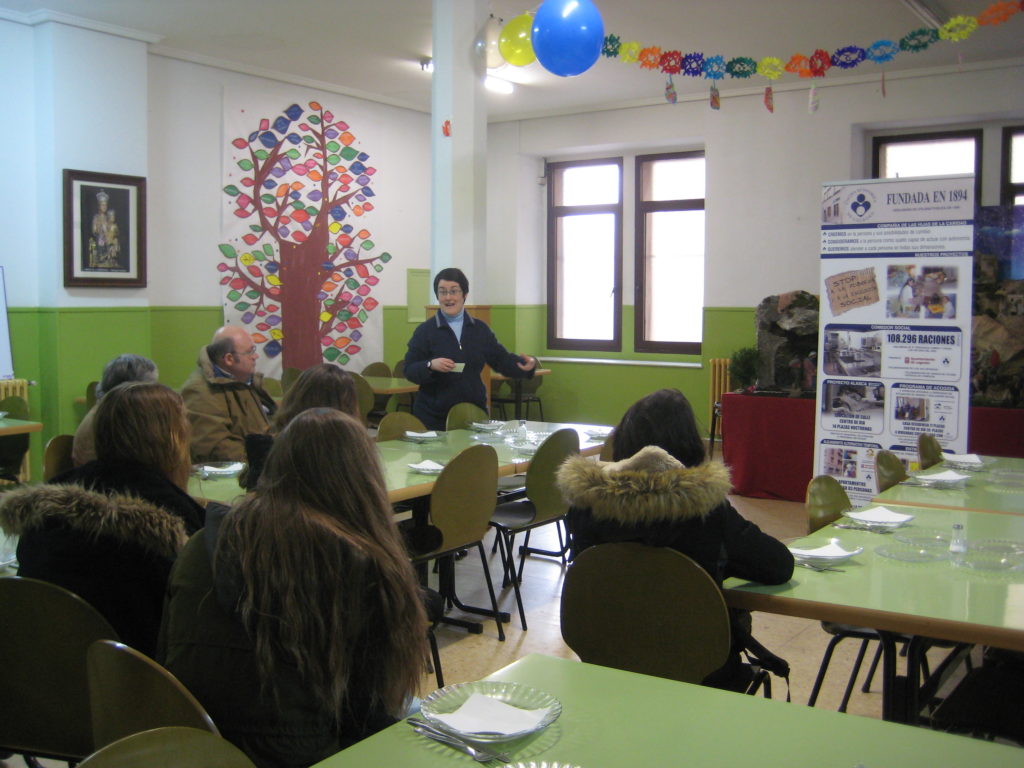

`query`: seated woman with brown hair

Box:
[557,388,794,692]
[0,382,201,656]
[242,363,359,489]
[160,409,427,768]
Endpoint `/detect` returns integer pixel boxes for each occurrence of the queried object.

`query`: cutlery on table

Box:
[831,523,892,534]
[407,718,511,763]
[796,562,844,573]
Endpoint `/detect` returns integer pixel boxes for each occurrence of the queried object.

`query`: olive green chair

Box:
[805,474,851,534]
[44,434,75,481]
[490,428,580,629]
[375,411,427,443]
[78,727,256,768]
[445,402,488,431]
[87,640,217,752]
[411,443,505,641]
[875,449,909,492]
[918,433,944,470]
[280,366,302,394]
[0,577,119,763]
[349,372,376,426]
[561,543,737,685]
[261,376,283,398]
[361,362,392,421]
[85,381,99,410]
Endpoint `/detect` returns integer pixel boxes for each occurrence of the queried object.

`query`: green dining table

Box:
[725,502,1024,722]
[873,455,1024,515]
[188,421,609,506]
[0,417,43,437]
[312,653,1022,768]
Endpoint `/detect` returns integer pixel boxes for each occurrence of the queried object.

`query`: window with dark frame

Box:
[1002,126,1024,207]
[871,130,982,201]
[634,151,706,355]
[545,158,623,352]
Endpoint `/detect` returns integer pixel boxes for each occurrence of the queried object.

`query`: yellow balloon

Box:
[499,13,535,67]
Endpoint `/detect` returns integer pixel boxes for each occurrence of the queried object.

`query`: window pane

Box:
[1012,132,1024,183]
[559,164,620,206]
[557,213,615,340]
[645,210,704,343]
[646,157,705,201]
[880,138,975,178]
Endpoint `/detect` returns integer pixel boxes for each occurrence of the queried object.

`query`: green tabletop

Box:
[312,653,1022,768]
[725,503,1024,651]
[874,455,1024,515]
[189,422,609,506]
[0,417,43,437]
[362,376,419,394]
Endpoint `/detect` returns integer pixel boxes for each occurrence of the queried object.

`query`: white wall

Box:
[490,63,1024,309]
[146,55,433,309]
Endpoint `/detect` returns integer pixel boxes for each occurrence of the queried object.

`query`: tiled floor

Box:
[0,495,993,768]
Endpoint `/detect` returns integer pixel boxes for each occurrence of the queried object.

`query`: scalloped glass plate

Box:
[875,543,950,563]
[968,539,1024,555]
[584,426,613,439]
[893,528,950,548]
[955,549,1024,573]
[471,421,505,432]
[420,681,561,743]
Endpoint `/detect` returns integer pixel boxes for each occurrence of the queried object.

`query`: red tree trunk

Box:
[278,222,329,370]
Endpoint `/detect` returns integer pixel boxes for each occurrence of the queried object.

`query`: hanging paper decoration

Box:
[939,15,979,40]
[660,50,683,74]
[710,84,721,110]
[725,57,757,78]
[665,75,678,103]
[764,86,774,113]
[638,46,662,70]
[757,56,784,79]
[602,34,621,58]
[808,85,820,113]
[532,0,605,77]
[592,4,1021,87]
[881,71,887,98]
[499,13,536,66]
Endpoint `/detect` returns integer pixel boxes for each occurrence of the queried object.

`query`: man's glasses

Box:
[437,288,463,297]
[233,346,257,357]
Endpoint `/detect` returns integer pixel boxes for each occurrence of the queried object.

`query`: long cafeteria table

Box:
[312,653,1023,768]
[873,455,1024,515]
[724,501,1024,723]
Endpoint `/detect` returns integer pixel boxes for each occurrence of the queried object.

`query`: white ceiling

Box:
[2,0,1022,120]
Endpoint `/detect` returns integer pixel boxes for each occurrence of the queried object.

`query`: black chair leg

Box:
[839,638,871,712]
[808,634,845,707]
[427,628,444,688]
[495,529,527,630]
[861,641,884,692]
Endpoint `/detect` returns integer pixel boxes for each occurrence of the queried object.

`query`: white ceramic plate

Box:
[788,540,863,566]
[420,681,561,743]
[844,507,914,527]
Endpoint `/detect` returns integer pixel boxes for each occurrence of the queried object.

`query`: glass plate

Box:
[844,507,914,527]
[968,539,1024,555]
[408,463,445,475]
[584,427,613,439]
[875,543,950,563]
[471,421,505,432]
[420,681,561,743]
[893,528,950,548]
[402,434,440,443]
[955,550,1024,573]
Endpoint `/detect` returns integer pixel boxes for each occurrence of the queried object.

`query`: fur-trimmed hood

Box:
[556,445,732,526]
[0,484,187,560]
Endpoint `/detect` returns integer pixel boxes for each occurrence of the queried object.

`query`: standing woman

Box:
[160,409,427,768]
[557,388,794,692]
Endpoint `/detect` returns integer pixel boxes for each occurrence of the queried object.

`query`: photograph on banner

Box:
[818,438,883,498]
[889,382,962,443]
[820,378,885,435]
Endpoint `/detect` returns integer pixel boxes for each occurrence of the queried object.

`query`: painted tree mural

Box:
[218,100,391,370]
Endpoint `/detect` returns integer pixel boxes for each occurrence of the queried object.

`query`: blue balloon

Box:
[532,0,605,78]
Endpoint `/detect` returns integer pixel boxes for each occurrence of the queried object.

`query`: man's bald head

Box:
[208,325,259,382]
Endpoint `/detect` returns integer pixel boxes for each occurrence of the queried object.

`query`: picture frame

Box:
[63,169,147,288]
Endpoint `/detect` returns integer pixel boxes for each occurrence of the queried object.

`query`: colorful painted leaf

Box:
[238,159,254,171]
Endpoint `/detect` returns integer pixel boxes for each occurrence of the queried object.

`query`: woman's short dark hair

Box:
[270,364,359,433]
[433,267,469,297]
[612,388,706,467]
[97,354,158,398]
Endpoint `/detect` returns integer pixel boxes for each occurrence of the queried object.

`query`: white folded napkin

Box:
[431,693,549,736]
[201,462,245,476]
[916,469,970,483]
[788,541,858,558]
[945,453,982,465]
[847,506,914,524]
[408,460,445,472]
[405,430,438,439]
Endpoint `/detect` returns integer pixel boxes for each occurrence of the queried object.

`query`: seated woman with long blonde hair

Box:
[160,409,427,768]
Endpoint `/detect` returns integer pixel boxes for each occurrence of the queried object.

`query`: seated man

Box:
[181,325,276,462]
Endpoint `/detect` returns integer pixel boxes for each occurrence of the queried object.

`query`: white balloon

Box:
[482,15,503,69]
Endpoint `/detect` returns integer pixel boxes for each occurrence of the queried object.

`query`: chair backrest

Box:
[361,361,392,378]
[78,727,256,768]
[560,542,730,684]
[0,577,119,760]
[805,474,851,533]
[393,359,406,378]
[423,444,498,557]
[0,394,29,420]
[918,433,943,470]
[349,372,375,423]
[445,402,488,431]
[525,428,580,525]
[86,381,99,410]
[87,640,217,750]
[876,449,909,492]
[44,433,75,481]
[518,375,543,395]
[280,366,302,394]
[375,411,427,442]
[599,431,615,461]
[261,376,283,398]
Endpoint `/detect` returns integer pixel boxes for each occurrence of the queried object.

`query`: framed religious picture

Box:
[63,169,147,287]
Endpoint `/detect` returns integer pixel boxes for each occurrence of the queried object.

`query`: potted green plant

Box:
[729,347,759,391]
